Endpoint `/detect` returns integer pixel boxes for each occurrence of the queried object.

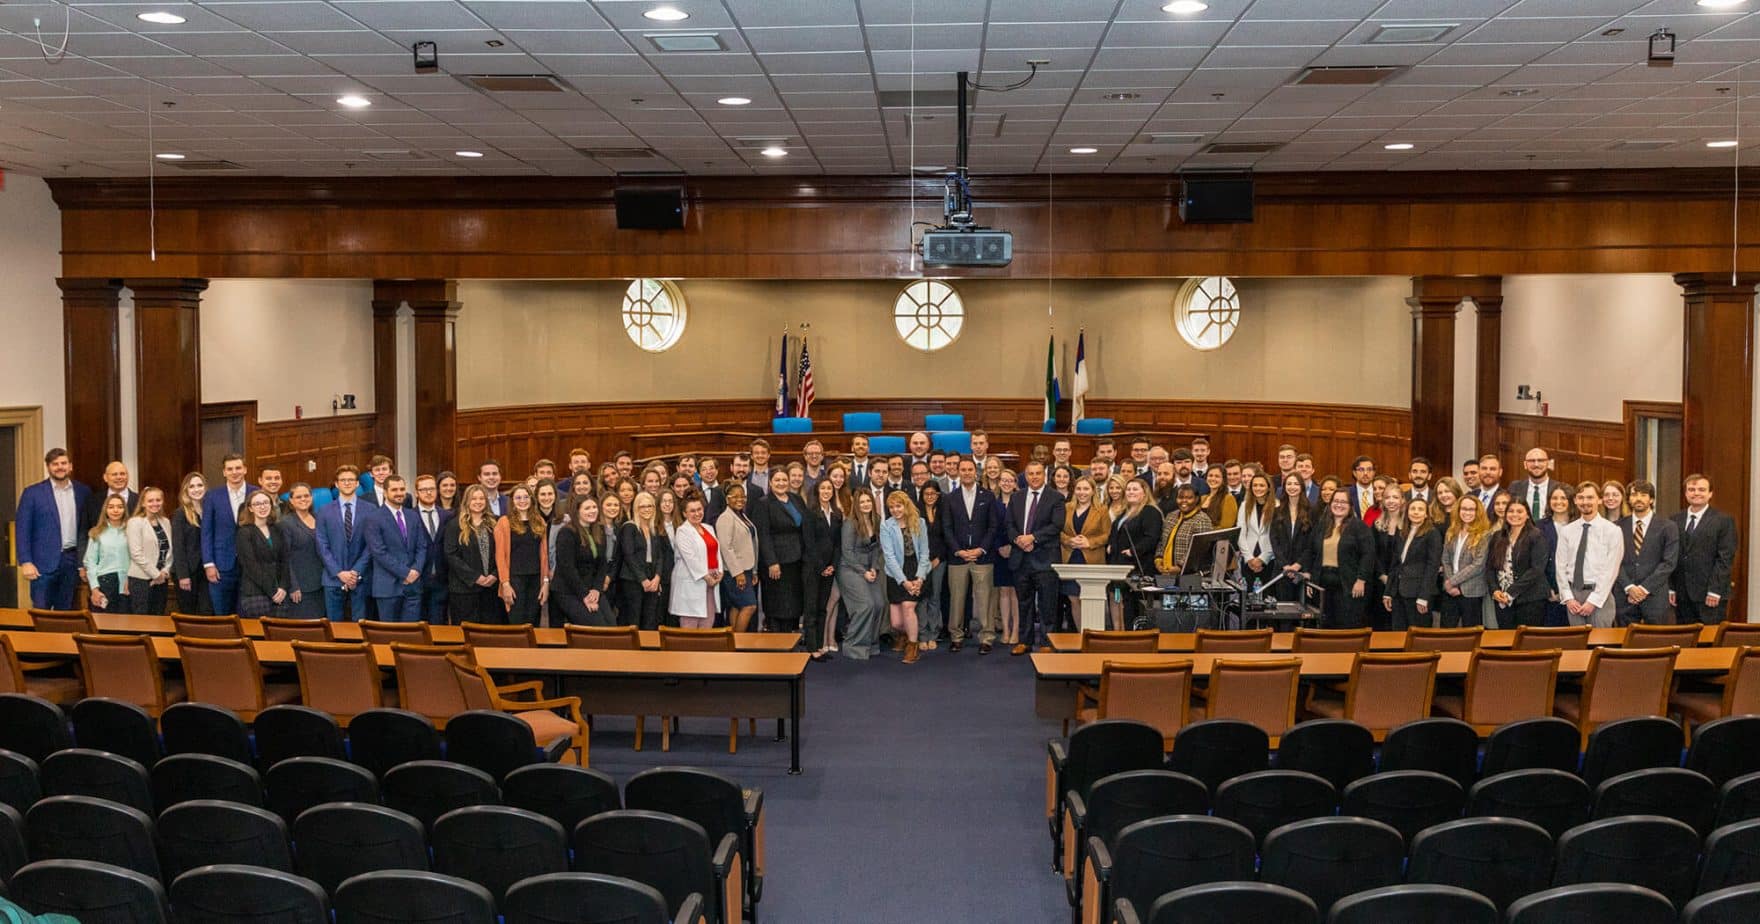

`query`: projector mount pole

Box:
[944,71,975,230]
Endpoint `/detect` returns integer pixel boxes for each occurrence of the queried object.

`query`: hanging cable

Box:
[1734,68,1742,286]
[31,0,72,63]
[1047,168,1055,329]
[146,85,157,261]
[967,62,1039,93]
[907,0,916,267]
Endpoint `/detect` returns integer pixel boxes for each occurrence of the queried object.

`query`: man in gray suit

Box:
[1617,480,1680,626]
[1515,447,1559,520]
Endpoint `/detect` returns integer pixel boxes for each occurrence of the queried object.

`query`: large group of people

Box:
[15,431,1742,661]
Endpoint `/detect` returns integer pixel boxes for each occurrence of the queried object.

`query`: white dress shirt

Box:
[960,484,977,519]
[52,481,78,550]
[1553,514,1624,618]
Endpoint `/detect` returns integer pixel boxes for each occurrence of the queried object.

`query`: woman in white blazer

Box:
[1235,473,1278,592]
[125,487,174,615]
[669,496,723,628]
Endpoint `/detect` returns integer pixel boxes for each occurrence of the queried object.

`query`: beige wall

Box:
[455,276,1414,409]
[0,175,66,450]
[1500,274,1682,422]
[200,279,376,421]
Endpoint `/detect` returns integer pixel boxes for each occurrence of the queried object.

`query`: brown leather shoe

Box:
[949,641,964,652]
[1010,643,1029,656]
[891,635,906,652]
[902,641,920,664]
[979,642,993,655]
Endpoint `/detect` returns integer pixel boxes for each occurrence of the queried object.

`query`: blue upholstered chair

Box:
[868,436,907,455]
[1075,418,1115,435]
[924,414,964,432]
[931,431,972,454]
[843,412,883,432]
[771,417,813,434]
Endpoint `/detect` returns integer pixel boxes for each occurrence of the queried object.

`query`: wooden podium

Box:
[1052,563,1136,631]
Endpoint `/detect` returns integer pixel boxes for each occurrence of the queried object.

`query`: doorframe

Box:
[0,406,45,607]
[201,400,259,467]
[1623,400,1684,482]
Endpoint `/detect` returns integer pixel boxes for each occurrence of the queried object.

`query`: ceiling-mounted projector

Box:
[915,70,1013,267]
[922,229,1012,267]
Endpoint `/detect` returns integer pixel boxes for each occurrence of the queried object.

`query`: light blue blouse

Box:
[83,525,129,589]
[879,516,930,583]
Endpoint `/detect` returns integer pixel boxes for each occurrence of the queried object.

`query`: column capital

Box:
[56,277,122,307]
[1408,275,1503,315]
[372,278,458,317]
[1675,273,1760,300]
[122,278,209,306]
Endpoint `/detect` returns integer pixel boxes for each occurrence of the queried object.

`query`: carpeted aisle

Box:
[588,648,1071,923]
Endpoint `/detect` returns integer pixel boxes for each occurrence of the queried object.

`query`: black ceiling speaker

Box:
[614,187,685,230]
[1179,173,1254,224]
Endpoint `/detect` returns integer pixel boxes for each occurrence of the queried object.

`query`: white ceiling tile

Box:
[500,30,633,55]
[855,0,986,25]
[463,2,611,31]
[203,2,370,32]
[330,1,488,31]
[743,26,865,53]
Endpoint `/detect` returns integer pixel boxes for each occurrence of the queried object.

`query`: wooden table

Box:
[1044,625,1723,653]
[6,630,812,774]
[1028,648,1739,722]
[0,609,797,651]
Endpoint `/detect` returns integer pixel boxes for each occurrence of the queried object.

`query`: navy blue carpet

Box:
[587,647,1071,923]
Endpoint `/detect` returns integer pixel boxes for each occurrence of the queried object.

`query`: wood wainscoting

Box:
[454,398,1412,482]
[1494,412,1629,487]
[249,413,379,484]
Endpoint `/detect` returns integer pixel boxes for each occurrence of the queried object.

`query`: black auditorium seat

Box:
[290,802,428,895]
[156,799,292,881]
[1272,719,1374,791]
[431,805,568,903]
[39,748,153,814]
[264,756,380,825]
[169,863,330,924]
[332,869,496,924]
[69,697,161,768]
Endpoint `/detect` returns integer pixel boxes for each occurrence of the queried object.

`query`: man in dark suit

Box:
[1671,474,1739,624]
[944,458,1003,653]
[357,454,413,511]
[413,474,453,623]
[363,475,429,622]
[555,448,592,497]
[202,453,254,615]
[315,465,372,621]
[17,448,92,610]
[476,460,508,517]
[1514,448,1557,515]
[1006,461,1066,656]
[1345,455,1377,518]
[1169,449,1208,497]
[1616,480,1679,626]
[1404,457,1434,505]
[752,471,807,633]
[847,435,875,488]
[86,460,139,529]
[698,456,728,523]
[906,461,933,508]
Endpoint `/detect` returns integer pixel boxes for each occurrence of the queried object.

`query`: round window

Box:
[893,280,964,352]
[621,278,687,352]
[1174,276,1240,350]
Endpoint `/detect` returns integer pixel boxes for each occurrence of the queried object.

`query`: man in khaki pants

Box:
[944,459,1004,653]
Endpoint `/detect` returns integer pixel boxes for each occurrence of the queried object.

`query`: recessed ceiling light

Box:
[644,6,689,21]
[1707,139,1740,148]
[136,11,185,24]
[1383,142,1415,151]
[717,96,751,106]
[1162,0,1208,12]
[154,152,185,160]
[760,146,787,157]
[1698,0,1746,9]
[1101,92,1140,101]
[455,150,484,158]
[1068,147,1098,154]
[337,95,371,108]
[1499,88,1537,97]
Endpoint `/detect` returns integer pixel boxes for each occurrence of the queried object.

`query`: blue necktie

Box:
[343,502,353,542]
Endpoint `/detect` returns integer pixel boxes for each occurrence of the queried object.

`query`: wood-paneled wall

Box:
[252,414,380,483]
[47,169,1760,280]
[1494,413,1628,487]
[454,398,1411,483]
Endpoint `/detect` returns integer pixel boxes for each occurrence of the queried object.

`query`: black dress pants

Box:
[1318,567,1365,629]
[801,564,834,651]
[617,580,664,630]
[760,562,803,632]
[1016,568,1059,646]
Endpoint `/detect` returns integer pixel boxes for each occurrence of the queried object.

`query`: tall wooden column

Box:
[1473,289,1504,459]
[372,279,460,476]
[125,279,207,492]
[57,278,123,487]
[1677,273,1758,615]
[1408,276,1502,469]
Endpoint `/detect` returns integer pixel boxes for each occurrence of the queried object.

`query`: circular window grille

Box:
[893,280,965,352]
[1173,276,1240,351]
[621,278,687,352]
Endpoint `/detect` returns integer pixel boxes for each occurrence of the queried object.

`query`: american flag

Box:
[796,335,815,419]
